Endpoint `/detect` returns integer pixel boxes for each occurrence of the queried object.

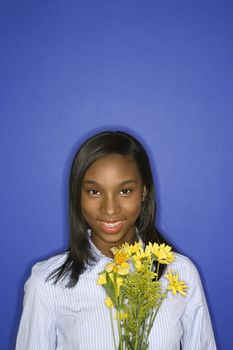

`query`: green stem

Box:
[134,333,138,350]
[156,262,160,280]
[110,308,117,350]
[134,305,141,350]
[145,295,165,345]
[140,319,147,349]
[117,312,123,350]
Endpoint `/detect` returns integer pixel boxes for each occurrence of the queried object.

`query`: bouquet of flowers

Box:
[97,242,188,350]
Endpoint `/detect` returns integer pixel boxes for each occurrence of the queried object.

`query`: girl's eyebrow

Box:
[82,179,138,186]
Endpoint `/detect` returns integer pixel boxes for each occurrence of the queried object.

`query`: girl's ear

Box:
[142,186,147,202]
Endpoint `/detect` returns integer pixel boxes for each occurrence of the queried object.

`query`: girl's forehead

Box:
[87,154,134,169]
[83,154,141,181]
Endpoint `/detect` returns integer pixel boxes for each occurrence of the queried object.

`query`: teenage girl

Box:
[16,131,217,349]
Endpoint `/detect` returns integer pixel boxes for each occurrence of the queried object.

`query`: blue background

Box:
[1,1,232,349]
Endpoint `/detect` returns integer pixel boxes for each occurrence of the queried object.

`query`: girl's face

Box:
[81,154,147,257]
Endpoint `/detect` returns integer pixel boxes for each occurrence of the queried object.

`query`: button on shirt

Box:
[16,243,217,349]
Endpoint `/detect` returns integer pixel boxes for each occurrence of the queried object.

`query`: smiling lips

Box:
[99,220,124,234]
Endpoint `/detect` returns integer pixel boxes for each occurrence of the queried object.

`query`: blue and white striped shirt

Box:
[16,243,217,349]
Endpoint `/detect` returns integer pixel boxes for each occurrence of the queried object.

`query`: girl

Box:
[16,131,217,349]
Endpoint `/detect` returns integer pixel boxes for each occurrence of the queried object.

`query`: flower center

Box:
[114,252,128,264]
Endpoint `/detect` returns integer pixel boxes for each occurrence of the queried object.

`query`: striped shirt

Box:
[16,243,217,349]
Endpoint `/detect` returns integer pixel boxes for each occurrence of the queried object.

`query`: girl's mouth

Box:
[98,220,124,234]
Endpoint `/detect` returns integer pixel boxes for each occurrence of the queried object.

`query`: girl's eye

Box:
[88,189,101,197]
[120,188,132,196]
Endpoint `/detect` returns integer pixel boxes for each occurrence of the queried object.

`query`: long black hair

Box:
[49,131,174,286]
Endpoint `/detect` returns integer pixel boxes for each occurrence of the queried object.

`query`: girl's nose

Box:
[100,194,120,216]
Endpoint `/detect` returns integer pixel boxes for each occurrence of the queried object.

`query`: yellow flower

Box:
[152,243,174,264]
[105,262,115,273]
[111,243,131,257]
[134,259,143,271]
[97,273,107,285]
[145,242,153,256]
[128,241,143,254]
[114,247,130,264]
[115,311,128,320]
[105,261,130,275]
[165,271,188,296]
[105,296,114,308]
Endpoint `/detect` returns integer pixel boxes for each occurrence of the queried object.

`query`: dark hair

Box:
[49,131,173,286]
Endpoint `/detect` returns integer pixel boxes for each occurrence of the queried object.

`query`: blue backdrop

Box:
[1,1,232,349]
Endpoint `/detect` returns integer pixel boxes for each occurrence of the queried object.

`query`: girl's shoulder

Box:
[25,253,68,291]
[173,252,195,266]
[31,252,68,275]
[169,252,201,282]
